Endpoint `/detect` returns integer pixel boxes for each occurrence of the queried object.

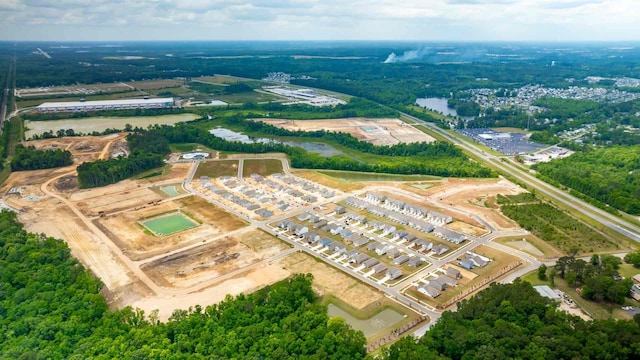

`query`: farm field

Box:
[258,118,435,146]
[25,113,200,138]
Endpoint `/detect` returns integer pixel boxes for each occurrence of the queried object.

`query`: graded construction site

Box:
[0,133,582,340]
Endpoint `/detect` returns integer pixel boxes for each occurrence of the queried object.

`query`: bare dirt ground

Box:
[142,229,290,289]
[96,201,217,260]
[132,263,292,321]
[447,221,489,237]
[71,181,163,217]
[259,118,435,146]
[278,252,384,310]
[426,178,525,230]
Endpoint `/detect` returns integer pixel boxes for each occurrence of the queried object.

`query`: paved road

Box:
[402,112,640,243]
[181,157,547,336]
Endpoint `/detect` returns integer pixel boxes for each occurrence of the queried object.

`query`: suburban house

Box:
[394,255,410,265]
[387,267,403,280]
[438,275,458,287]
[363,258,380,268]
[434,227,466,244]
[353,253,370,264]
[408,257,423,267]
[373,263,388,274]
[417,285,441,298]
[446,267,462,279]
[459,259,474,270]
[428,278,447,291]
[431,244,449,255]
[387,248,401,259]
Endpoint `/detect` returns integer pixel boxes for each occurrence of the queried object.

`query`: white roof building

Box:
[36,98,174,113]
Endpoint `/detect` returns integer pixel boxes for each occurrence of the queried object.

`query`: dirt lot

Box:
[71,180,163,217]
[495,234,564,259]
[142,230,284,288]
[278,252,384,310]
[259,118,435,146]
[133,262,292,321]
[426,178,525,230]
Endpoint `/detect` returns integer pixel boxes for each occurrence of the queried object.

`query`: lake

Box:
[416,97,473,120]
[210,127,345,157]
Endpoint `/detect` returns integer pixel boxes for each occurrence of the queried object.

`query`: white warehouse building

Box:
[36,98,175,113]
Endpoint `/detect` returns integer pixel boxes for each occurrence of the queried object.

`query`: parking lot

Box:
[456,128,546,155]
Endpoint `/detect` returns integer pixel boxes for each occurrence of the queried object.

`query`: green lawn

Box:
[142,213,197,236]
[194,160,239,178]
[243,159,283,176]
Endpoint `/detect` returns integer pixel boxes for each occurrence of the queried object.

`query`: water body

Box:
[327,303,405,338]
[415,97,473,121]
[209,127,345,157]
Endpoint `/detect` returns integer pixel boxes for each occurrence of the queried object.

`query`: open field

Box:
[495,234,564,259]
[258,118,435,146]
[424,178,525,231]
[141,228,290,288]
[175,196,247,231]
[318,170,441,183]
[25,113,200,138]
[278,252,384,310]
[126,79,184,90]
[195,160,239,178]
[242,159,283,176]
[16,82,134,98]
[142,212,198,236]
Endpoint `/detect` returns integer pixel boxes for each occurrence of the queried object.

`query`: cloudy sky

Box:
[0,0,637,41]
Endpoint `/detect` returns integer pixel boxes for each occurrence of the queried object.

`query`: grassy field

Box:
[242,159,283,177]
[24,114,200,138]
[317,170,441,182]
[494,234,564,259]
[618,263,640,280]
[194,160,239,178]
[293,170,366,192]
[142,213,197,236]
[501,202,619,255]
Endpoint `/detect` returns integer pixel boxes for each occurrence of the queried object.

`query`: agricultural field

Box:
[258,118,435,146]
[25,113,200,138]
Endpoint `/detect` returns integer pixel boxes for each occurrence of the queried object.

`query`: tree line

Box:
[77,117,494,188]
[533,145,640,215]
[382,280,640,359]
[0,210,366,359]
[10,144,72,171]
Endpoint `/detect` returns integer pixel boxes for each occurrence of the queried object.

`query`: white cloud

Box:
[0,0,638,40]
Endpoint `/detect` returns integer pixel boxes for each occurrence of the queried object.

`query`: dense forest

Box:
[10,144,72,171]
[383,280,640,359]
[533,146,640,215]
[0,210,367,359]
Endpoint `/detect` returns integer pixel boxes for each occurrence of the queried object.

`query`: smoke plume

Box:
[384,48,429,63]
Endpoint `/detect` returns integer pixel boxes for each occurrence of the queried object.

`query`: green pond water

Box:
[327,304,405,338]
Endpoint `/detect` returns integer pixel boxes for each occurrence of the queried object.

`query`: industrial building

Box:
[36,98,174,113]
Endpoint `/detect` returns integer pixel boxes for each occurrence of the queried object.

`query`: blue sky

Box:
[0,0,637,41]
